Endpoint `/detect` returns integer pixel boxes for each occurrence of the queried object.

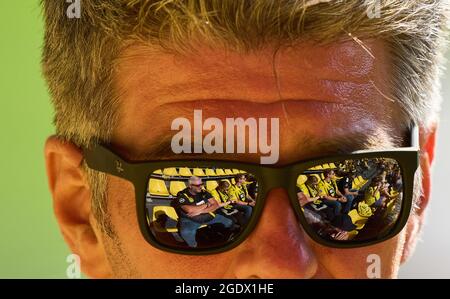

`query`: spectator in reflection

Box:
[297,175,321,207]
[212,180,252,226]
[173,176,233,248]
[337,168,359,214]
[229,174,256,206]
[318,170,347,218]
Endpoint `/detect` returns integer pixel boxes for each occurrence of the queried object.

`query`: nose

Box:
[226,188,318,278]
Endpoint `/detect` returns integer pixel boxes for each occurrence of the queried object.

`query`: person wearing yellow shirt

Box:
[297,175,321,207]
[317,170,347,219]
[365,176,396,208]
[212,180,253,225]
[228,174,256,207]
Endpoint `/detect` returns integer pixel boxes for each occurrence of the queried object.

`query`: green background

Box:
[0,1,70,278]
[1,1,449,278]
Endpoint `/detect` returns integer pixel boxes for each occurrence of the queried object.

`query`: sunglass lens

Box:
[146,167,258,250]
[296,158,404,243]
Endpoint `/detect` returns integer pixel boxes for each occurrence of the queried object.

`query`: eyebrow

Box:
[114,129,403,165]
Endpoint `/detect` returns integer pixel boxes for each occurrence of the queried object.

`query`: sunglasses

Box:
[83,126,419,255]
[190,183,204,187]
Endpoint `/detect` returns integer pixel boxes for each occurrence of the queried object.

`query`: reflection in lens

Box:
[146,167,257,250]
[296,158,403,243]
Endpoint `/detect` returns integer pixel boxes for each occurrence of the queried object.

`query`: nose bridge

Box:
[260,167,290,190]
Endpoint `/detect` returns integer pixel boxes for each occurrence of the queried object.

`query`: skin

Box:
[45,39,437,278]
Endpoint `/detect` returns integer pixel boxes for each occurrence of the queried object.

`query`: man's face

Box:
[81,39,420,278]
[220,182,230,193]
[308,177,318,188]
[189,179,203,194]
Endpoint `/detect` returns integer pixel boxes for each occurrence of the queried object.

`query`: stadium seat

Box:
[224,169,234,175]
[215,169,226,175]
[347,209,370,230]
[153,206,179,221]
[352,177,361,189]
[329,163,337,169]
[383,199,396,218]
[169,181,187,196]
[353,176,367,189]
[148,179,170,196]
[178,167,193,176]
[359,176,368,186]
[193,168,206,176]
[232,169,240,174]
[152,206,179,233]
[323,164,330,169]
[231,178,236,184]
[163,167,178,176]
[297,175,308,187]
[154,169,163,174]
[205,168,216,176]
[346,230,359,239]
[206,180,218,192]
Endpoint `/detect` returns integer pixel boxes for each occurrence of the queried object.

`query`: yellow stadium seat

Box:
[232,169,240,174]
[329,163,337,169]
[231,178,236,184]
[354,176,367,189]
[239,170,246,174]
[163,167,178,176]
[352,177,361,189]
[347,230,359,239]
[383,199,396,218]
[153,206,179,221]
[178,167,193,177]
[152,206,179,233]
[215,169,226,175]
[206,180,218,192]
[148,179,169,196]
[169,181,187,196]
[297,175,308,187]
[360,176,368,184]
[347,209,370,230]
[193,168,206,176]
[315,165,323,170]
[225,169,234,175]
[205,168,216,176]
[154,169,163,174]
[322,164,330,169]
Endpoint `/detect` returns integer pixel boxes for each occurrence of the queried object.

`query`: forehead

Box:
[115,40,380,108]
[112,39,403,163]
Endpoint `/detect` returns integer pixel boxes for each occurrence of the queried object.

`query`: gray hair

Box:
[188,176,202,186]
